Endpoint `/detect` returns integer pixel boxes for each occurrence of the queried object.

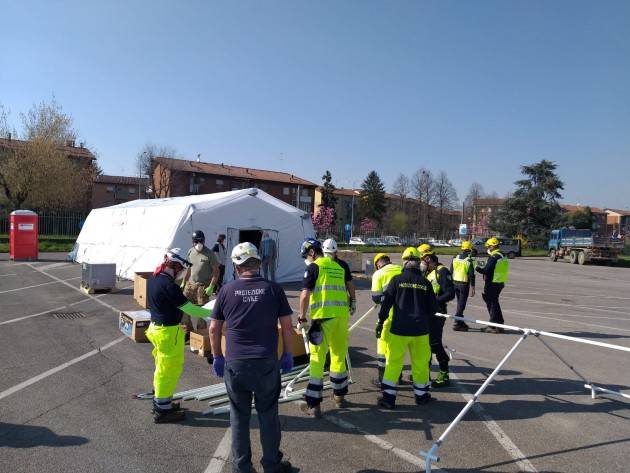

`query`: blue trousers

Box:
[225,358,283,473]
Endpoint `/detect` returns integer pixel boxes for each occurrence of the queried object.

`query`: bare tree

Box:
[411,168,435,235]
[391,174,411,210]
[434,171,458,238]
[0,99,96,210]
[136,143,179,198]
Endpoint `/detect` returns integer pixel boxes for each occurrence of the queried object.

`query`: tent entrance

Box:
[225,227,279,281]
[238,229,263,248]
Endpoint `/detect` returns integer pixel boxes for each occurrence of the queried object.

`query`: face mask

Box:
[420,262,428,272]
[195,243,203,251]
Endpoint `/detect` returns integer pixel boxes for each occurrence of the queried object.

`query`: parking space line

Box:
[204,429,231,473]
[0,273,17,277]
[323,414,441,471]
[449,372,538,472]
[0,276,81,294]
[0,336,126,402]
[36,262,74,271]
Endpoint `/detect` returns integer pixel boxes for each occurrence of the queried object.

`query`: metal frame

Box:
[419,312,630,473]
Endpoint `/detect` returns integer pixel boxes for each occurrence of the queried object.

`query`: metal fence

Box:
[0,209,88,236]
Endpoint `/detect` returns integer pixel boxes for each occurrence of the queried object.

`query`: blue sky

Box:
[2,0,629,209]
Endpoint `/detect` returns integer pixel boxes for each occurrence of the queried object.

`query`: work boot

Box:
[151,402,181,413]
[453,322,469,332]
[481,326,499,334]
[298,401,322,419]
[268,460,294,473]
[432,370,450,388]
[377,396,395,410]
[333,395,348,408]
[153,408,186,424]
[415,393,434,405]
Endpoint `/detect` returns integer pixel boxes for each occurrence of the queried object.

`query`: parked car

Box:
[448,239,463,247]
[432,240,451,247]
[472,237,522,258]
[349,237,366,245]
[383,235,403,246]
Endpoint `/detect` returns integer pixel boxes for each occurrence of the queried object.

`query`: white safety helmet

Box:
[231,242,261,265]
[166,248,192,268]
[322,238,338,254]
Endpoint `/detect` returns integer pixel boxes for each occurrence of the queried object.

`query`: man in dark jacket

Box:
[475,237,509,333]
[376,247,438,409]
[423,253,455,388]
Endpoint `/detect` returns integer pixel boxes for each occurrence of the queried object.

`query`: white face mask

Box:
[195,243,204,252]
[420,262,428,272]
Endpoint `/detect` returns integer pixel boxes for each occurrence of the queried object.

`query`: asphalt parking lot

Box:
[1,253,629,473]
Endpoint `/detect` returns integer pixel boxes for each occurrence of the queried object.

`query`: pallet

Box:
[80,285,117,295]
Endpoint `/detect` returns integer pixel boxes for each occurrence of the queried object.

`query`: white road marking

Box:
[0,273,17,277]
[501,295,630,316]
[204,429,231,473]
[450,372,538,472]
[28,263,121,312]
[0,336,126,402]
[0,276,81,294]
[323,414,441,470]
[36,262,73,271]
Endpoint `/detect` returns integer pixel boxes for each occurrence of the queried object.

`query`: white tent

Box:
[74,188,315,282]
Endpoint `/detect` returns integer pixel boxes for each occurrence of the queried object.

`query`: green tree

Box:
[566,206,594,229]
[358,170,386,223]
[389,211,408,234]
[490,160,564,245]
[320,170,337,209]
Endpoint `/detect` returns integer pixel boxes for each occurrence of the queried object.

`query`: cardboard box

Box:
[119,310,152,342]
[133,272,153,308]
[338,250,362,272]
[192,327,307,358]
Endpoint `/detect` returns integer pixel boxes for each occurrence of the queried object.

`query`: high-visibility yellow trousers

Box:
[146,323,185,402]
[376,316,393,376]
[382,333,431,405]
[305,317,349,406]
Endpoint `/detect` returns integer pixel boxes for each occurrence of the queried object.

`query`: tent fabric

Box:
[74,188,315,282]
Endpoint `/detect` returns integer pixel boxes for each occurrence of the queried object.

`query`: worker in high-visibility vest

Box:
[417,243,434,258]
[475,237,509,333]
[376,247,437,409]
[371,253,402,385]
[297,238,350,418]
[423,253,455,388]
[449,240,476,331]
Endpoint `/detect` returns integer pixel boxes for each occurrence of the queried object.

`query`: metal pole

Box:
[350,192,355,238]
[419,330,531,472]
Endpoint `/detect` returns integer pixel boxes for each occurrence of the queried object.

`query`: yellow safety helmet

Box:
[485,237,500,247]
[373,253,389,267]
[417,243,434,256]
[461,240,473,251]
[402,247,421,261]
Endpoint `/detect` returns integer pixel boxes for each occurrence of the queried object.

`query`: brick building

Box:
[605,208,630,237]
[471,198,506,237]
[151,157,317,213]
[560,204,608,235]
[92,175,149,209]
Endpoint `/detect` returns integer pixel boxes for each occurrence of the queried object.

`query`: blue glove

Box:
[213,355,225,378]
[279,352,293,373]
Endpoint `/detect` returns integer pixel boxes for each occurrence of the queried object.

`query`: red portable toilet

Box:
[9,210,39,261]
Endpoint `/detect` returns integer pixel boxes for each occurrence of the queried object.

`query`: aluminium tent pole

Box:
[419,330,531,473]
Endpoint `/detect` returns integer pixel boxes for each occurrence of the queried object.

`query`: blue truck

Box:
[548,228,623,265]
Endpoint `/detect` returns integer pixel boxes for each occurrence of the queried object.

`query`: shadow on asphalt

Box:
[0,422,89,448]
[553,330,630,340]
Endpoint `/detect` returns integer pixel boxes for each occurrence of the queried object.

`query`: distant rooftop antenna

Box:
[196,153,201,162]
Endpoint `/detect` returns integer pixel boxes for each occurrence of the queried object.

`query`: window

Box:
[106,185,114,193]
[129,187,136,194]
[301,188,309,196]
[283,187,290,196]
[216,179,224,186]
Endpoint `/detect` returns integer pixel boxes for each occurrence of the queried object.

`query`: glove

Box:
[296,316,309,331]
[375,321,384,339]
[205,283,216,296]
[279,352,294,373]
[349,299,357,316]
[212,355,225,378]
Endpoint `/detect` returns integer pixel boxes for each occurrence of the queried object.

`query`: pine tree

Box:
[359,170,386,223]
[320,170,337,209]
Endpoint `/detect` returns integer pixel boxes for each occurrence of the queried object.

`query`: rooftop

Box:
[561,204,606,214]
[153,157,317,187]
[0,137,96,160]
[95,175,148,186]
